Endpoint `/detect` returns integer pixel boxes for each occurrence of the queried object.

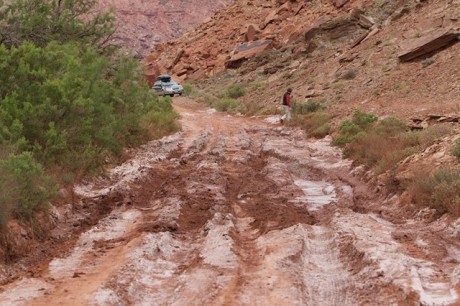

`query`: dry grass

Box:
[408,168,460,217]
[338,115,452,173]
[140,109,180,139]
[292,112,331,138]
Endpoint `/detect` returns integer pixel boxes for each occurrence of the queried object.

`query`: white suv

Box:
[152,74,183,97]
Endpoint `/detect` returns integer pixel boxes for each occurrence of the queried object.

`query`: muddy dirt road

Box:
[0,98,459,305]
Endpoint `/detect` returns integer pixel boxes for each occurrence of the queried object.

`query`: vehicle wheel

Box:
[170,94,174,97]
[179,93,183,96]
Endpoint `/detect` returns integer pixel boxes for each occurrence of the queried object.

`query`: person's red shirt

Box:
[286,93,291,107]
[283,92,292,107]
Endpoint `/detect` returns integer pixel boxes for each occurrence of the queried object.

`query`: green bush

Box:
[140,100,180,139]
[0,42,177,172]
[0,0,180,228]
[213,98,239,112]
[333,110,378,147]
[224,85,246,99]
[0,152,57,221]
[352,110,378,130]
[0,167,17,226]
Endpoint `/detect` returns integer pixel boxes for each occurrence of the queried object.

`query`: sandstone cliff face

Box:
[146,0,371,81]
[146,0,460,119]
[95,0,233,58]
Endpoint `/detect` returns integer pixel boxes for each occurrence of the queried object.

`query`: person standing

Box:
[280,88,292,124]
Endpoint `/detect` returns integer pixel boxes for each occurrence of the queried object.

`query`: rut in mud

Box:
[0,98,459,306]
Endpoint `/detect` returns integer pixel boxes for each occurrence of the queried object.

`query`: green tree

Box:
[0,0,115,49]
[0,0,179,228]
[0,42,174,169]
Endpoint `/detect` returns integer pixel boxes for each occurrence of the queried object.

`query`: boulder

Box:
[225,40,274,68]
[172,48,185,66]
[245,24,260,41]
[398,28,460,61]
[358,15,375,29]
[333,0,350,8]
[263,1,295,29]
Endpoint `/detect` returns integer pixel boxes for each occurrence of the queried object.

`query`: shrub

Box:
[334,110,378,145]
[0,42,177,173]
[213,98,239,112]
[311,123,331,138]
[335,114,452,173]
[0,0,180,229]
[197,92,219,106]
[341,69,357,80]
[452,138,460,159]
[421,57,435,68]
[224,85,246,99]
[374,117,407,136]
[292,112,331,138]
[182,83,195,96]
[334,110,378,146]
[352,110,378,130]
[331,81,344,90]
[410,168,460,217]
[293,101,324,114]
[0,167,18,226]
[140,102,180,139]
[0,152,57,221]
[333,121,366,146]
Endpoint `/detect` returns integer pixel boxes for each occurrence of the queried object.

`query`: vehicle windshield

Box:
[162,82,176,87]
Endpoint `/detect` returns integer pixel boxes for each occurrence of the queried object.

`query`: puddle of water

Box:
[291,179,337,211]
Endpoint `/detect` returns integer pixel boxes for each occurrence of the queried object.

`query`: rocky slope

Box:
[147,0,460,118]
[146,0,460,198]
[94,0,232,58]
